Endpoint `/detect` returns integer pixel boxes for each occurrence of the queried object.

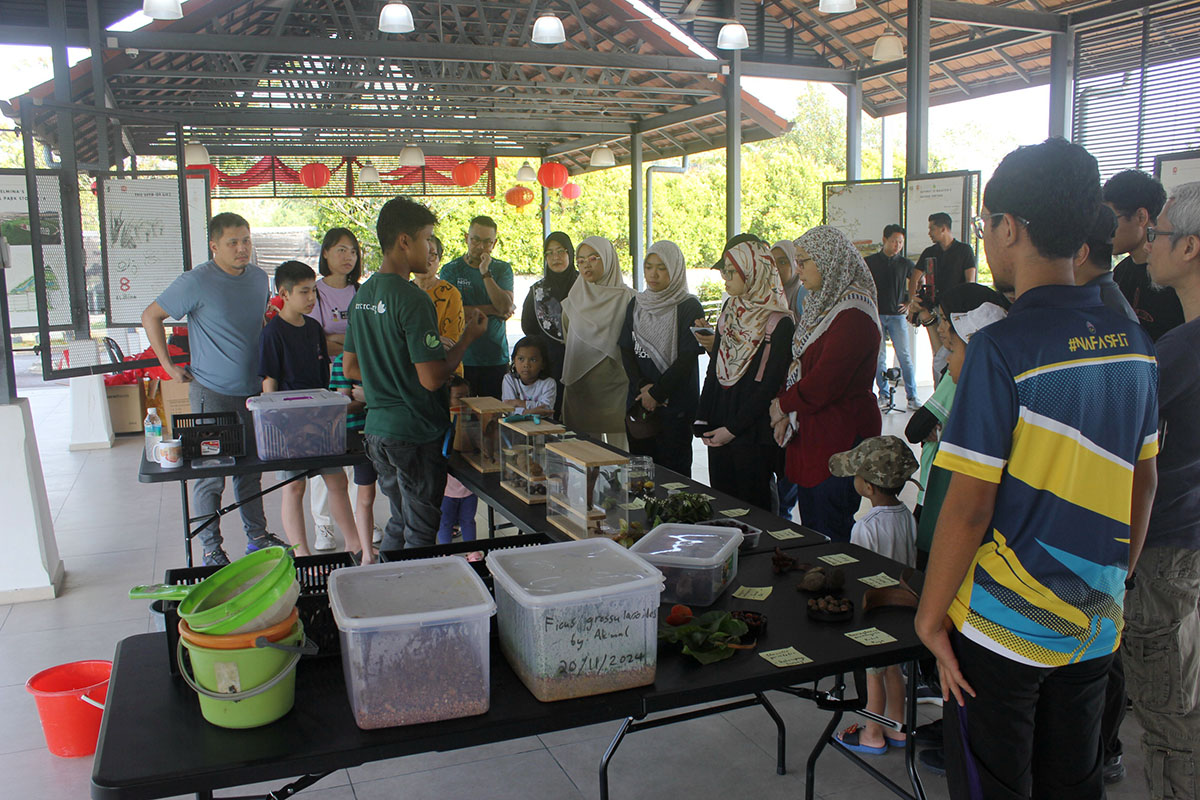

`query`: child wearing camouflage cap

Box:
[830,435,920,754]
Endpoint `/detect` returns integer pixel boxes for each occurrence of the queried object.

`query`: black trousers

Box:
[944,631,1111,800]
[463,364,508,401]
[1101,650,1125,762]
[628,411,693,478]
[706,438,776,512]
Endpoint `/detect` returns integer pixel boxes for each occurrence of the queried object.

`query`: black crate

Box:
[171,411,246,458]
[379,532,554,590]
[161,552,353,675]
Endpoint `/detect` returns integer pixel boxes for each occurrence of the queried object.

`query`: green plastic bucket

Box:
[178,622,306,729]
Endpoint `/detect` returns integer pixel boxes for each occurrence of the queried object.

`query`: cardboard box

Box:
[146,378,194,438]
[105,384,144,434]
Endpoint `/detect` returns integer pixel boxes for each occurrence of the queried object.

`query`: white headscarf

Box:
[716,241,791,387]
[772,239,804,312]
[561,236,634,386]
[787,225,880,388]
[633,240,692,373]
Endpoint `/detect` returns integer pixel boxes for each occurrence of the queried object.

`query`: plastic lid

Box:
[487,539,663,607]
[246,388,350,410]
[629,524,743,567]
[328,556,495,630]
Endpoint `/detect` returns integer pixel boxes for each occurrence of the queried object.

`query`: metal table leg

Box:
[599,716,633,800]
[180,481,192,567]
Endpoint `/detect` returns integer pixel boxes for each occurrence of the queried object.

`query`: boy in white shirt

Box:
[829,435,920,753]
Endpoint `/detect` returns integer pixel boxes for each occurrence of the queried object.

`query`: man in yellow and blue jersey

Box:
[915,138,1160,800]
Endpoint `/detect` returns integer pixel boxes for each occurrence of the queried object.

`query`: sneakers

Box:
[202,547,231,567]
[1103,754,1126,784]
[907,397,922,411]
[372,525,383,546]
[916,683,944,706]
[245,532,288,554]
[914,719,943,747]
[314,525,337,551]
[877,392,892,409]
[919,748,946,776]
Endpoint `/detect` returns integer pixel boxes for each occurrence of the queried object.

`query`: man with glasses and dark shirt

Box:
[910,213,976,381]
[865,224,919,410]
[439,215,515,399]
[1103,169,1184,341]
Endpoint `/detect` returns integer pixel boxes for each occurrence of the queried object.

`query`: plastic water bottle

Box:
[144,407,162,460]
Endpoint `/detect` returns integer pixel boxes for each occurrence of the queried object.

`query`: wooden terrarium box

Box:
[500,419,569,505]
[452,397,517,473]
[544,440,646,541]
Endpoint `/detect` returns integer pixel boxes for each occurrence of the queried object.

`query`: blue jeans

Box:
[795,473,860,543]
[437,495,478,544]
[876,314,917,401]
[365,434,447,550]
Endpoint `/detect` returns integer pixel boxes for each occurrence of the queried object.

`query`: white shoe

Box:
[314,524,337,551]
[372,525,383,546]
[907,398,922,412]
[877,393,891,409]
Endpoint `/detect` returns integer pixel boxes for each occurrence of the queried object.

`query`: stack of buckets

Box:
[132,546,309,729]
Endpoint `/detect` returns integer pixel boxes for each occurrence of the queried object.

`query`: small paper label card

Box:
[818,553,859,566]
[620,499,646,511]
[759,647,814,668]
[731,586,773,601]
[720,508,750,518]
[845,627,898,646]
[661,482,688,490]
[859,572,900,588]
[767,528,804,540]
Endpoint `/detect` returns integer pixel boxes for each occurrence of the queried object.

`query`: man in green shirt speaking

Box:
[343,196,486,550]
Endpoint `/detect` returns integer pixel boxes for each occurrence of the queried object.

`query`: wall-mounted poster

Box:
[0,172,71,332]
[905,171,979,261]
[1156,149,1200,195]
[822,180,904,257]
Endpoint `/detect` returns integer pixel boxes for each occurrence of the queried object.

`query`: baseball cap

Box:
[828,435,920,490]
[710,232,766,271]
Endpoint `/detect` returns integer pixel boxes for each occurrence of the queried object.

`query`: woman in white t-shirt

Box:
[309,227,362,358]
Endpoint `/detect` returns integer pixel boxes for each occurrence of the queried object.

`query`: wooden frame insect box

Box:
[544,440,632,540]
[452,397,517,473]
[499,419,568,504]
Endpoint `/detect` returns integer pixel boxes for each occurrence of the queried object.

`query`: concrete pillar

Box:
[906,0,931,176]
[1049,31,1074,139]
[70,375,114,451]
[0,398,64,603]
[725,51,742,239]
[847,82,863,181]
[629,132,644,290]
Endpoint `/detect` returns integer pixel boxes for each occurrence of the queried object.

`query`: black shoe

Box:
[1103,754,1125,784]
[914,719,943,747]
[919,748,946,776]
[202,547,231,567]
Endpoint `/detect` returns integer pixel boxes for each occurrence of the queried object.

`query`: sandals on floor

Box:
[835,724,888,755]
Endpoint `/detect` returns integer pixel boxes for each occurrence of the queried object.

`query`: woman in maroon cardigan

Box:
[770,225,882,541]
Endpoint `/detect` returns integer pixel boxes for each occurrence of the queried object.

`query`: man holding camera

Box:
[909,213,976,382]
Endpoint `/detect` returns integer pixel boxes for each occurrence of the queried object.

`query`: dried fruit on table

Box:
[729,610,766,638]
[772,547,799,574]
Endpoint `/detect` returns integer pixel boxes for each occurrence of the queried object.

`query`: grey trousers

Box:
[188,382,268,551]
[1124,545,1200,799]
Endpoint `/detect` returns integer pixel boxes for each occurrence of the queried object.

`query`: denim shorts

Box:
[276,466,345,482]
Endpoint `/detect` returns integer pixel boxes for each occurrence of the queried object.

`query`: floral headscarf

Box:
[633,240,692,373]
[786,225,880,388]
[716,241,790,387]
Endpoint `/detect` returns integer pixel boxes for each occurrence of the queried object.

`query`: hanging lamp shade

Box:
[531,14,566,45]
[359,162,380,183]
[451,161,481,187]
[716,23,749,51]
[538,162,569,190]
[378,3,415,34]
[818,0,856,13]
[872,34,904,61]
[183,142,210,166]
[300,163,332,189]
[143,0,183,20]
[590,146,616,168]
[398,145,425,167]
[516,161,537,182]
[562,182,582,200]
[505,185,535,208]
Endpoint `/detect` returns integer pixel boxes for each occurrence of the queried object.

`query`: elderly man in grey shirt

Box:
[141,212,284,566]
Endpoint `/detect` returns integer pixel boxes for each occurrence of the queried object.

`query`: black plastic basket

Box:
[170,412,246,458]
[161,552,353,675]
[380,532,554,590]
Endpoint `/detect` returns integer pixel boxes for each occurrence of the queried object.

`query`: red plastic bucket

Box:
[25,660,111,757]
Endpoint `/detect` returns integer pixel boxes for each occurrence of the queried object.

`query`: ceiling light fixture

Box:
[398,145,425,167]
[590,146,616,168]
[818,0,857,13]
[516,161,537,181]
[531,13,566,45]
[359,161,380,183]
[378,3,415,34]
[182,142,210,165]
[872,34,904,61]
[716,23,749,51]
[142,0,183,20]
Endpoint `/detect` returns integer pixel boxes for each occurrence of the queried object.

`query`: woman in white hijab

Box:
[618,240,704,476]
[769,225,882,542]
[772,239,808,315]
[561,236,635,448]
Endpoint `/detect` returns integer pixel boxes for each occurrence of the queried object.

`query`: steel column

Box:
[726,51,742,240]
[85,0,109,171]
[846,82,863,182]
[630,132,644,290]
[1048,31,1073,139]
[540,185,551,241]
[906,0,931,177]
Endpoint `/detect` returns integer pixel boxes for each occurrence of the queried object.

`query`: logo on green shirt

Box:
[375,300,387,314]
[425,332,440,350]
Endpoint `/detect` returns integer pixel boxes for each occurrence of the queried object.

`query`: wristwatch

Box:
[480,271,492,280]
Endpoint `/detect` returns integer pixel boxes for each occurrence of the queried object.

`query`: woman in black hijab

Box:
[521,231,577,385]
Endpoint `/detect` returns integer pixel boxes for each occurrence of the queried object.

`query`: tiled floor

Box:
[2,384,1149,799]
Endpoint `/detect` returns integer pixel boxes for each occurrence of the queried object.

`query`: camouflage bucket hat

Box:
[828,435,920,490]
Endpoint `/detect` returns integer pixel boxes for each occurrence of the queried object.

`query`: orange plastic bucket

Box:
[25,660,111,757]
[178,607,299,650]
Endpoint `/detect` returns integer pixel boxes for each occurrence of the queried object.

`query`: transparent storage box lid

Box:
[328,557,496,630]
[246,388,350,411]
[487,539,663,607]
[630,524,743,568]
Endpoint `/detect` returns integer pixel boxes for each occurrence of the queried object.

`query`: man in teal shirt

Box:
[439,215,515,398]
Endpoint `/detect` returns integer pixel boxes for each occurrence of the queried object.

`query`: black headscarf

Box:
[542,231,578,301]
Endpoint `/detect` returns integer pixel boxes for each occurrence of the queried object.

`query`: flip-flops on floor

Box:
[835,724,888,755]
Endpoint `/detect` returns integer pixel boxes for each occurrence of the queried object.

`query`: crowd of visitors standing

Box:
[143,135,1199,800]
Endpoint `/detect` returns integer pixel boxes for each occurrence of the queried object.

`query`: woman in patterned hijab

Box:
[770,225,883,541]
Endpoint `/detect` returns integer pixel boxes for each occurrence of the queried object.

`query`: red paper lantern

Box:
[299,162,331,189]
[451,161,481,187]
[505,185,535,208]
[561,182,582,200]
[537,162,569,190]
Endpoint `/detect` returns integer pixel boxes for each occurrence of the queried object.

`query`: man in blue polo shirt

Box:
[915,138,1160,798]
[439,215,515,398]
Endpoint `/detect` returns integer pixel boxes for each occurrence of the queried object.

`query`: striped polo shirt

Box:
[935,284,1158,667]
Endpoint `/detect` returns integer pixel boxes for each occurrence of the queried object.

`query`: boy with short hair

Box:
[342,197,487,550]
[259,260,369,563]
[829,436,919,754]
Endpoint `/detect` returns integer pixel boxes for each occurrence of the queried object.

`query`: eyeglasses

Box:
[468,235,496,247]
[972,213,1031,238]
[1146,225,1196,243]
[580,253,603,265]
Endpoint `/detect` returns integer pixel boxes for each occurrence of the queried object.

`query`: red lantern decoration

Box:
[299,162,331,189]
[537,162,569,190]
[561,182,582,200]
[451,161,481,187]
[505,185,535,208]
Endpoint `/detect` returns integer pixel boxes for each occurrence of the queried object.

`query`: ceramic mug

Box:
[154,438,183,469]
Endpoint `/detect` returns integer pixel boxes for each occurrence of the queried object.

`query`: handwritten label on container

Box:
[731,586,773,601]
[760,647,814,668]
[767,528,804,540]
[542,606,660,676]
[819,553,859,566]
[859,572,900,588]
[845,627,897,646]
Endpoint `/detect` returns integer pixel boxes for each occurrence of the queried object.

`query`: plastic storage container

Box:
[245,389,349,461]
[487,539,663,702]
[698,518,763,551]
[500,418,568,504]
[328,557,496,729]
[630,524,743,606]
